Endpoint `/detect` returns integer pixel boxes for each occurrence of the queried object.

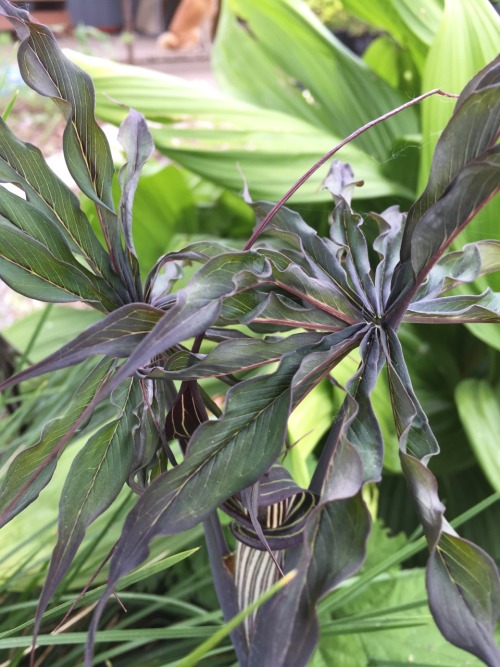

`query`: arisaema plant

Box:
[0,1,499,665]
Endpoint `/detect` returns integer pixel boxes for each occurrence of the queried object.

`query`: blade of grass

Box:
[173,570,297,667]
[0,549,198,639]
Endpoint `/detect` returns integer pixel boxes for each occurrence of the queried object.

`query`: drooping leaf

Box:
[33,377,141,644]
[117,109,154,259]
[383,328,500,665]
[0,359,113,527]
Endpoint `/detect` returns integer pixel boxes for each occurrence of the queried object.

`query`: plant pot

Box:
[67,0,123,32]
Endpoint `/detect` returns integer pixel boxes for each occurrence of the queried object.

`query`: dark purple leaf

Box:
[0,117,123,297]
[0,0,138,298]
[118,109,154,260]
[383,327,500,665]
[0,304,163,392]
[85,351,310,664]
[0,359,113,527]
[33,378,142,642]
[405,289,500,323]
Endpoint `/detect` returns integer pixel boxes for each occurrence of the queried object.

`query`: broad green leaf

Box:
[420,0,500,188]
[213,0,418,161]
[287,380,334,488]
[0,303,164,392]
[0,359,113,527]
[341,0,442,73]
[363,35,418,97]
[312,566,485,667]
[33,378,141,642]
[456,380,500,492]
[66,51,414,203]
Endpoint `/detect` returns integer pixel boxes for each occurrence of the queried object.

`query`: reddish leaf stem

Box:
[243,89,458,250]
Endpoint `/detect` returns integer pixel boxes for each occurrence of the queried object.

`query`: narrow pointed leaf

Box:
[117,109,154,259]
[410,147,500,282]
[0,218,118,310]
[86,351,311,663]
[33,378,141,641]
[160,331,325,379]
[405,289,500,323]
[0,304,163,392]
[384,328,500,665]
[0,0,137,297]
[254,202,363,314]
[0,359,113,526]
[0,118,121,294]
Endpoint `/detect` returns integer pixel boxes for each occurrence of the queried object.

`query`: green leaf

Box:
[341,0,442,73]
[67,51,414,203]
[33,378,141,643]
[456,379,500,492]
[0,359,113,527]
[213,0,418,161]
[419,0,500,188]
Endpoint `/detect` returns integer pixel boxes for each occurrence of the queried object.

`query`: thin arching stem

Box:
[243,88,459,250]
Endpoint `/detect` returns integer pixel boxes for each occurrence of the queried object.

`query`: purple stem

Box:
[243,89,458,251]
